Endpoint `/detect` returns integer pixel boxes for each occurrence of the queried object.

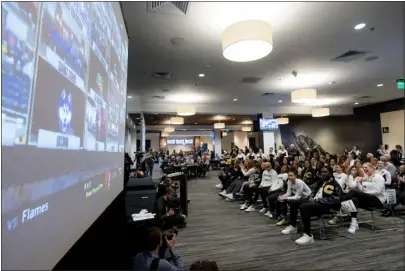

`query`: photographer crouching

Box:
[155,186,187,230]
[133,227,184,270]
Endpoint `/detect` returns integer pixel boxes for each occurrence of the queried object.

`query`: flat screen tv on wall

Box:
[259,118,279,131]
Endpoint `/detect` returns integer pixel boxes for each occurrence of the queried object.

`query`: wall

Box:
[380,110,404,150]
[234,131,248,150]
[200,136,213,152]
[221,132,234,151]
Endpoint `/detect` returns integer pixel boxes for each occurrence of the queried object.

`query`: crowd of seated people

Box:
[215,143,405,245]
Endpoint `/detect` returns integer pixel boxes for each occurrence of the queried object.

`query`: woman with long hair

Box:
[340,162,386,234]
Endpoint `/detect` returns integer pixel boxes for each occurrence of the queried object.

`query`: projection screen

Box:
[1,2,128,269]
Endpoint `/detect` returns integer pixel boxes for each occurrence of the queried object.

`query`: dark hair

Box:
[288,169,298,176]
[190,260,219,271]
[147,227,162,250]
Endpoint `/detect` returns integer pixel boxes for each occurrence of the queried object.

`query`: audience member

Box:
[154,187,186,230]
[390,145,403,167]
[381,155,397,178]
[189,260,219,271]
[376,144,386,159]
[333,164,349,191]
[382,165,405,217]
[240,162,262,211]
[266,165,288,218]
[340,162,385,234]
[376,160,392,187]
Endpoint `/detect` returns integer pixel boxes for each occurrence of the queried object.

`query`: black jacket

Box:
[312,177,342,205]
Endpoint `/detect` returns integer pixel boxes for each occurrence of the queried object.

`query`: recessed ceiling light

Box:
[354,102,359,105]
[377,83,383,87]
[127,95,133,98]
[199,74,205,77]
[232,118,235,121]
[278,100,282,103]
[354,23,366,30]
[233,98,238,102]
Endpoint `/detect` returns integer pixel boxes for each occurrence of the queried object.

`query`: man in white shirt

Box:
[275,170,312,232]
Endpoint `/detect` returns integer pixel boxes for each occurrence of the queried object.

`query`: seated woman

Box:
[266,165,288,218]
[376,160,392,187]
[275,170,312,232]
[255,149,265,160]
[236,149,245,161]
[224,160,255,201]
[382,165,405,217]
[333,164,349,191]
[243,162,278,212]
[340,162,386,234]
[290,166,342,245]
[218,161,242,195]
[240,162,262,211]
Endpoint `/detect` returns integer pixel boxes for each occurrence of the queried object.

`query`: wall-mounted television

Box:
[259,118,279,131]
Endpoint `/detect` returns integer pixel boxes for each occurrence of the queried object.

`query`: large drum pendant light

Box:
[241,126,252,132]
[177,105,196,116]
[312,108,330,117]
[291,89,317,104]
[161,132,169,137]
[170,117,184,125]
[214,123,225,129]
[277,117,289,125]
[164,126,175,133]
[221,20,273,62]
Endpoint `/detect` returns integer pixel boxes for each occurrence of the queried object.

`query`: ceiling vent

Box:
[147,1,190,16]
[262,92,275,96]
[151,72,172,80]
[332,50,367,62]
[152,95,165,100]
[240,77,262,83]
[358,95,372,99]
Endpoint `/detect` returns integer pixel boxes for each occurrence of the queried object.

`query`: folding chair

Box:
[366,189,398,232]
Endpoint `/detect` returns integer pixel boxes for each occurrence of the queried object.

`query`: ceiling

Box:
[122,2,404,115]
[130,113,256,126]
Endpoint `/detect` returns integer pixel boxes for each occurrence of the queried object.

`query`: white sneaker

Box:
[245,205,256,212]
[281,225,296,235]
[216,183,223,189]
[240,203,248,210]
[328,216,339,225]
[225,198,233,202]
[264,211,271,217]
[225,193,234,200]
[348,223,359,234]
[259,208,267,213]
[295,234,314,245]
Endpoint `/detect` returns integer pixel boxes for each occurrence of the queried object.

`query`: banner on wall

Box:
[166,138,194,145]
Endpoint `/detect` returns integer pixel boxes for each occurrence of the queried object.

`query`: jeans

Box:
[226,180,242,194]
[147,162,154,177]
[249,186,270,207]
[267,189,283,213]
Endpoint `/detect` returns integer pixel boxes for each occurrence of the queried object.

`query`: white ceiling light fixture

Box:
[170,116,184,125]
[199,73,205,77]
[377,84,383,87]
[214,122,225,129]
[291,89,317,103]
[127,95,132,98]
[241,126,252,132]
[222,132,228,136]
[221,20,273,62]
[354,102,359,105]
[278,100,283,103]
[177,105,196,116]
[277,117,289,125]
[312,107,330,117]
[233,98,238,102]
[354,23,366,30]
[161,132,169,137]
[164,126,175,133]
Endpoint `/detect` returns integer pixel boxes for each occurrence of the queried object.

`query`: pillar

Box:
[214,129,222,156]
[130,124,137,158]
[234,131,248,149]
[261,113,275,154]
[140,112,146,152]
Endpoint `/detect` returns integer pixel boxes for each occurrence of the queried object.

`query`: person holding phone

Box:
[154,187,186,230]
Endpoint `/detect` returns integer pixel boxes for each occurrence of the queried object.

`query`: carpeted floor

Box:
[175,171,405,270]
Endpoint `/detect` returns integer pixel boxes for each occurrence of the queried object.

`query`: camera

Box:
[161,227,178,248]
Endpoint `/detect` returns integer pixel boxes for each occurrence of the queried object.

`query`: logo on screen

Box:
[96,73,103,92]
[58,89,72,133]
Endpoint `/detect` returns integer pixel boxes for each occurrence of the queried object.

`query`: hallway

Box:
[175,172,404,270]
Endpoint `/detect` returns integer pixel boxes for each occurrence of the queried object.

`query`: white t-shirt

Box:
[260,169,278,187]
[334,172,349,191]
[376,169,391,186]
[283,178,312,200]
[237,153,245,160]
[270,173,287,191]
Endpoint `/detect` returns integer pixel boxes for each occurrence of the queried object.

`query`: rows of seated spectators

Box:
[215,143,404,245]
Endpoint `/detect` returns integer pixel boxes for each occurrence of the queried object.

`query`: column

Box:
[234,131,248,149]
[214,129,222,156]
[140,112,146,152]
[130,125,137,158]
[261,113,275,154]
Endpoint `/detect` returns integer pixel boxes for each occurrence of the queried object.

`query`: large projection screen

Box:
[1,2,128,269]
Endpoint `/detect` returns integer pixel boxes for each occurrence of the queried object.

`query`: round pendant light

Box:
[214,123,225,129]
[277,117,289,125]
[177,105,196,116]
[221,20,273,62]
[291,89,317,103]
[164,126,175,133]
[241,126,252,132]
[170,116,184,125]
[312,108,330,117]
[161,132,169,137]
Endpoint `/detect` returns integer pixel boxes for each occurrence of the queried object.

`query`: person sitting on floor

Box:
[133,227,184,271]
[291,166,342,245]
[382,165,405,217]
[243,162,278,212]
[275,170,312,230]
[376,160,392,187]
[240,162,262,211]
[340,162,386,234]
[266,165,288,219]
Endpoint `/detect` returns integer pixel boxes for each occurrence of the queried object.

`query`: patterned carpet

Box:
[175,172,405,270]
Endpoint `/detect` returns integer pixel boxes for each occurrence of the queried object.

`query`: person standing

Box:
[143,148,155,177]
